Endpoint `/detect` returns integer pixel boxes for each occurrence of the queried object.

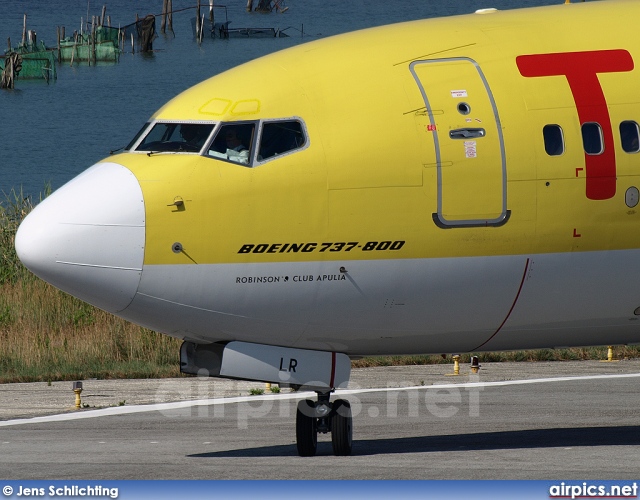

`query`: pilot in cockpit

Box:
[224,128,249,164]
[206,123,254,164]
[179,124,210,151]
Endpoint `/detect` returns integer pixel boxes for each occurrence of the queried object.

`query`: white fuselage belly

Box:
[119,249,640,356]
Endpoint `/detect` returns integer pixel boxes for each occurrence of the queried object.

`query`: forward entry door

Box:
[410,58,509,228]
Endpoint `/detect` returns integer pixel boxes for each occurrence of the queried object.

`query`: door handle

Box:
[449,128,486,139]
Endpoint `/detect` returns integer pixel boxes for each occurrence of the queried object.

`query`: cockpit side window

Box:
[258,120,306,162]
[135,122,215,153]
[201,119,307,167]
[206,123,256,165]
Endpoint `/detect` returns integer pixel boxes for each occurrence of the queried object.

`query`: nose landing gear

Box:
[295,392,353,456]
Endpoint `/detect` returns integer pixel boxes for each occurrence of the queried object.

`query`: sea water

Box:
[0,0,560,198]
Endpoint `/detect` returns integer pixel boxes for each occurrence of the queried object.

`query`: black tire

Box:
[331,399,353,456]
[296,399,317,457]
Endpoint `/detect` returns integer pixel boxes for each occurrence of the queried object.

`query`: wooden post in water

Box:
[209,0,214,23]
[70,32,77,67]
[10,55,14,89]
[7,54,14,89]
[161,0,174,34]
[196,0,201,43]
[161,0,167,34]
[246,0,253,12]
[22,14,27,46]
[7,37,11,53]
[88,18,92,65]
[89,17,95,65]
[101,5,107,27]
[87,20,91,66]
[1,48,15,89]
[57,27,61,63]
[133,14,138,53]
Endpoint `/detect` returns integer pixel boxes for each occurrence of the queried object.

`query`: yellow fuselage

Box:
[16,0,640,356]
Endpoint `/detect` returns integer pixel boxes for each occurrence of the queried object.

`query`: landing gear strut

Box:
[296,392,352,456]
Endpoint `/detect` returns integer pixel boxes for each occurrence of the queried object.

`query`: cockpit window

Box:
[127,118,307,165]
[258,120,306,161]
[126,123,151,151]
[135,122,215,153]
[204,119,307,166]
[207,123,256,165]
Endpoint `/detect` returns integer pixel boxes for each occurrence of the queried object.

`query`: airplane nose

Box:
[15,162,145,313]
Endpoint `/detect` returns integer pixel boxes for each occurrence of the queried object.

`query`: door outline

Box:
[410,58,510,228]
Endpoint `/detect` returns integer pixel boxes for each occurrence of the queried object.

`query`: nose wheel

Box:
[295,392,352,456]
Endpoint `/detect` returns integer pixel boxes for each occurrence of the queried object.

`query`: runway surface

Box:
[1,361,639,479]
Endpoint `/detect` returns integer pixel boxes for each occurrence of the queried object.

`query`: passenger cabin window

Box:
[620,121,640,153]
[207,123,256,165]
[543,124,564,156]
[258,120,306,161]
[135,122,215,153]
[581,122,603,155]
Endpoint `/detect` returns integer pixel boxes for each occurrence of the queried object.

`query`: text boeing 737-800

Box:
[15,0,640,456]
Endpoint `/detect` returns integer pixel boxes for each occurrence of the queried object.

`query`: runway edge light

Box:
[72,381,83,409]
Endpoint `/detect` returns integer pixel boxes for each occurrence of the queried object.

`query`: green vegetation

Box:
[351,346,640,369]
[0,270,182,382]
[0,188,181,383]
[1,188,638,384]
[0,187,33,285]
